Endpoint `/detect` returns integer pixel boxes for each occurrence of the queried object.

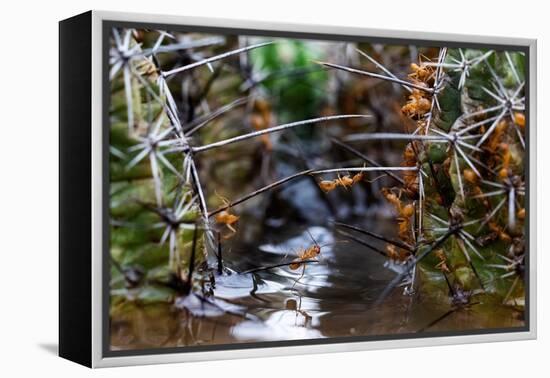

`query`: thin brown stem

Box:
[208,169,314,217]
[330,137,405,185]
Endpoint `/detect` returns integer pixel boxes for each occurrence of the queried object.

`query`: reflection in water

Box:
[111,222,524,350]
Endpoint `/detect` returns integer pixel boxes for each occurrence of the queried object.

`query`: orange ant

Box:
[382,188,415,241]
[336,174,354,189]
[463,168,478,185]
[318,179,338,193]
[214,192,239,236]
[513,112,525,129]
[465,168,496,210]
[486,120,508,155]
[317,171,364,193]
[351,171,364,184]
[254,98,273,122]
[401,89,432,118]
[408,62,434,83]
[289,244,321,271]
[250,113,272,151]
[288,230,328,287]
[402,59,434,118]
[498,143,512,180]
[403,143,417,165]
[488,222,512,243]
[251,98,273,150]
[517,208,526,221]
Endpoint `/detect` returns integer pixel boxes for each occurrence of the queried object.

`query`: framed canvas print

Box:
[59,10,537,368]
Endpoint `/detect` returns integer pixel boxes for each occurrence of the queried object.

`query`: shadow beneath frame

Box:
[38,343,59,356]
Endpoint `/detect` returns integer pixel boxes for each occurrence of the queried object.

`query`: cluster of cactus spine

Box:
[108,29,366,304]
[322,47,526,307]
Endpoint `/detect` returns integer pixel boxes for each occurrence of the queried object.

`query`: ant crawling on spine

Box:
[214,192,240,237]
[317,170,364,193]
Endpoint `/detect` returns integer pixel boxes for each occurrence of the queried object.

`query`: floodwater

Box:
[110,219,524,351]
